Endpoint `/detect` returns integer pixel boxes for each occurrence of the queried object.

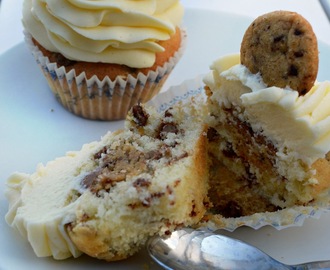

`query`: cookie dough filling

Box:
[207,108,281,217]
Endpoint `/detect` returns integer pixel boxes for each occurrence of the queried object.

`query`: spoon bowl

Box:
[147,228,330,270]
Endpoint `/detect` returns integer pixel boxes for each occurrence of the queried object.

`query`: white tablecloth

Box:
[1,0,330,55]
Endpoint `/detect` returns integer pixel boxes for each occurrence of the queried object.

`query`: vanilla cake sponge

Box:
[5,98,209,261]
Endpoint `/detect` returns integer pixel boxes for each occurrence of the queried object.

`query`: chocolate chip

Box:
[81,170,101,189]
[245,166,258,188]
[300,89,307,95]
[207,127,220,142]
[157,122,179,140]
[145,150,163,160]
[271,35,287,53]
[129,67,138,73]
[142,192,165,207]
[93,147,107,160]
[274,35,284,43]
[238,121,254,137]
[53,53,76,67]
[164,108,173,118]
[133,178,151,189]
[222,142,237,159]
[294,28,303,36]
[221,201,243,218]
[288,65,299,76]
[294,51,304,57]
[189,203,197,217]
[132,104,149,127]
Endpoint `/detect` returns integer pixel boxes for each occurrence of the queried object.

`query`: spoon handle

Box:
[148,229,290,270]
[148,228,330,270]
[294,261,330,270]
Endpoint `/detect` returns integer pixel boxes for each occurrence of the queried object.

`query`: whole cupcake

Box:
[22,0,185,120]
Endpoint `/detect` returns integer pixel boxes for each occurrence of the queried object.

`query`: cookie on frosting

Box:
[240,10,319,95]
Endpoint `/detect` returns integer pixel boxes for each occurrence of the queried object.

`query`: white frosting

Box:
[22,0,183,67]
[205,54,330,163]
[4,136,106,259]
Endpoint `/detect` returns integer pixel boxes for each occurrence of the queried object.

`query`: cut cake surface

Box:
[5,99,209,261]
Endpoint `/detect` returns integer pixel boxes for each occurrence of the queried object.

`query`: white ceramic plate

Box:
[1,8,330,269]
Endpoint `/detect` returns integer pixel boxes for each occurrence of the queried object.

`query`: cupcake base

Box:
[25,29,186,120]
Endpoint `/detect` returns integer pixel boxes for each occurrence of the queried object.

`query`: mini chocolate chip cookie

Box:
[240,11,319,95]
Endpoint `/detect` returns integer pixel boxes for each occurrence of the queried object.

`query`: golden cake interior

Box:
[65,102,209,261]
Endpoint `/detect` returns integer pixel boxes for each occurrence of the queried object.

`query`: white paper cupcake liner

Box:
[148,76,330,231]
[147,74,206,111]
[200,205,329,232]
[24,30,187,120]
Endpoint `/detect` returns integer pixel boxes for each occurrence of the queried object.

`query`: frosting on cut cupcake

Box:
[204,54,330,163]
[22,0,183,68]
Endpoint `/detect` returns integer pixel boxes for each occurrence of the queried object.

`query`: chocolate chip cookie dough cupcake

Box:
[22,0,186,120]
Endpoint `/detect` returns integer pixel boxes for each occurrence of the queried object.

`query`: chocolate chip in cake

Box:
[164,108,174,118]
[221,201,243,218]
[93,146,108,160]
[207,127,220,142]
[133,178,151,189]
[81,170,102,189]
[189,202,197,217]
[157,122,179,140]
[222,142,237,159]
[132,104,149,127]
[53,52,77,67]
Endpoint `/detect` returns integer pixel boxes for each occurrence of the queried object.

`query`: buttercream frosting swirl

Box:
[205,54,330,162]
[22,0,183,67]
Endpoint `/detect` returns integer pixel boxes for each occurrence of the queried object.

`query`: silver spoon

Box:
[147,228,330,270]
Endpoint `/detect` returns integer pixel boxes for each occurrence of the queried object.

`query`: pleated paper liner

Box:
[25,30,186,121]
